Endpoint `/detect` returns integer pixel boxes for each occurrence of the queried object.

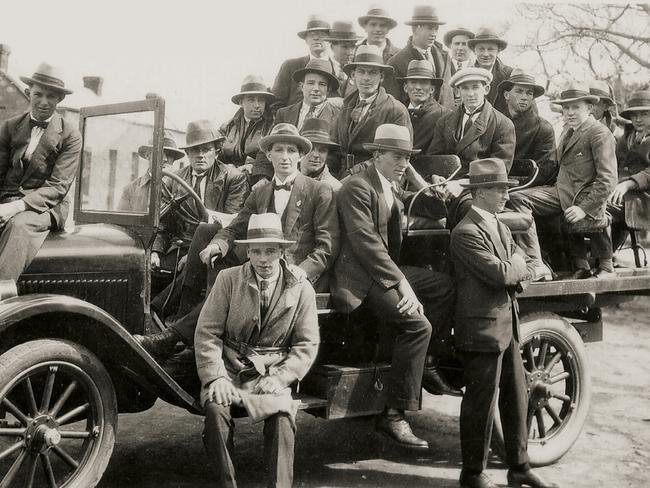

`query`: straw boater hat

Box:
[460,158,518,188]
[551,82,599,105]
[443,26,475,48]
[179,120,225,150]
[449,67,493,88]
[324,20,362,43]
[620,90,650,119]
[343,45,394,76]
[397,60,443,88]
[138,131,185,160]
[20,62,73,95]
[589,80,615,106]
[259,123,312,154]
[292,58,340,91]
[467,26,508,50]
[363,124,421,155]
[234,213,295,246]
[358,4,398,30]
[404,5,446,26]
[300,118,340,149]
[498,68,545,98]
[231,75,275,105]
[297,15,330,39]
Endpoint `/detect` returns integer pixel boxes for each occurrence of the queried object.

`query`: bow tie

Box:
[273,181,293,191]
[30,119,49,130]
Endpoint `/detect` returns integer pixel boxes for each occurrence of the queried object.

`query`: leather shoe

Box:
[459,470,498,488]
[134,328,182,360]
[590,268,615,279]
[375,414,429,450]
[422,367,463,397]
[507,468,559,488]
[567,268,592,280]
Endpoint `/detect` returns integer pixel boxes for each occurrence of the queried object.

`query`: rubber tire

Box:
[491,312,592,466]
[0,339,117,488]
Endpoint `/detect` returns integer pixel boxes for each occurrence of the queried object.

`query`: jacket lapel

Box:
[203,162,227,210]
[349,88,385,143]
[290,102,302,126]
[560,119,590,159]
[258,180,274,212]
[261,263,300,332]
[22,113,63,182]
[469,208,507,260]
[368,165,390,247]
[456,104,488,153]
[12,114,31,170]
[282,173,307,236]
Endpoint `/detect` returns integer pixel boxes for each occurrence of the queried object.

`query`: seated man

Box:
[0,62,81,280]
[196,212,319,488]
[299,118,342,192]
[509,83,617,280]
[332,124,458,451]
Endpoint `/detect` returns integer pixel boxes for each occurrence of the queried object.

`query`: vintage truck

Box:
[0,98,648,487]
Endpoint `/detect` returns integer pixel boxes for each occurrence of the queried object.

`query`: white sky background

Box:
[1,0,632,129]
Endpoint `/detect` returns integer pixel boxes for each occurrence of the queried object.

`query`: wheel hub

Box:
[527,369,552,409]
[25,415,61,453]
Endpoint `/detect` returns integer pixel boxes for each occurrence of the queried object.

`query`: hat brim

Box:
[498,80,545,98]
[459,177,519,188]
[292,68,340,91]
[551,95,600,105]
[343,62,393,76]
[620,106,650,119]
[397,76,444,87]
[138,145,185,160]
[231,91,276,105]
[324,36,361,43]
[443,29,475,47]
[467,39,508,50]
[20,76,73,95]
[358,16,398,30]
[362,142,421,155]
[304,137,340,149]
[234,237,295,246]
[404,20,446,26]
[297,28,330,40]
[179,135,226,150]
[259,134,312,154]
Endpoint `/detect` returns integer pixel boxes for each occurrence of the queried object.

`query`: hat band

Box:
[305,22,329,30]
[405,68,434,78]
[626,98,650,108]
[508,76,537,86]
[474,35,501,42]
[239,82,269,93]
[561,89,592,100]
[30,72,65,88]
[590,89,610,98]
[372,138,414,151]
[352,53,385,65]
[301,130,331,141]
[329,32,358,40]
[367,9,389,16]
[409,16,442,23]
[469,173,509,184]
[247,227,286,241]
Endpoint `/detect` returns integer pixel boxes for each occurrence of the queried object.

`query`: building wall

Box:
[0,71,28,122]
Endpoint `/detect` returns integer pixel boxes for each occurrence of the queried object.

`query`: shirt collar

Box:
[408,102,423,110]
[376,168,394,192]
[254,266,281,286]
[30,113,55,123]
[463,103,484,116]
[274,171,299,185]
[359,91,379,104]
[472,205,498,223]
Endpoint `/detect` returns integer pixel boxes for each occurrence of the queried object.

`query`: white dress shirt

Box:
[192,171,209,201]
[273,171,299,216]
[472,205,501,238]
[460,104,483,139]
[356,91,379,121]
[376,169,395,210]
[24,113,55,162]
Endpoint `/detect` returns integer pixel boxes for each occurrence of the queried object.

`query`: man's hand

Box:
[608,180,637,206]
[240,163,254,174]
[200,243,222,265]
[445,180,464,198]
[176,254,187,272]
[564,205,587,224]
[430,174,449,199]
[252,177,270,191]
[206,377,240,406]
[151,252,161,269]
[254,375,284,395]
[0,201,25,226]
[396,278,424,317]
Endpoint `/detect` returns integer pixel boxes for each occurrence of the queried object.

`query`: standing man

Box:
[357,4,400,63]
[0,62,81,280]
[452,158,558,488]
[196,213,319,488]
[299,118,342,192]
[272,15,331,109]
[385,5,454,110]
[445,26,475,74]
[333,124,458,451]
[468,27,513,114]
[325,21,361,99]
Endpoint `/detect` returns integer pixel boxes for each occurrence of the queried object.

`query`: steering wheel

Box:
[159,169,209,222]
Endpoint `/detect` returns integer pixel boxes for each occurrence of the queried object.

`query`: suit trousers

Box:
[0,210,53,280]
[364,265,455,411]
[459,338,529,473]
[203,402,295,488]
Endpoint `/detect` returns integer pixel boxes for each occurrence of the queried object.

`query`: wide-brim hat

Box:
[234,213,295,246]
[358,5,398,30]
[180,120,226,150]
[460,158,518,188]
[363,123,421,155]
[551,82,599,105]
[404,5,446,26]
[450,67,493,88]
[297,15,330,39]
[292,59,340,91]
[443,27,475,47]
[620,90,650,119]
[498,68,545,98]
[324,20,362,42]
[259,123,312,154]
[300,118,340,149]
[467,27,508,50]
[589,80,615,106]
[20,61,73,95]
[231,74,275,105]
[343,45,394,76]
[397,60,443,87]
[138,131,185,160]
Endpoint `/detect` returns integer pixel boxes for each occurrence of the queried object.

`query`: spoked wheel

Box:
[0,340,117,487]
[493,312,591,466]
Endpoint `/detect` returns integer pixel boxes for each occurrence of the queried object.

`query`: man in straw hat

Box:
[444,26,475,75]
[0,62,81,280]
[468,27,513,114]
[272,15,332,109]
[333,123,459,450]
[332,45,411,174]
[499,69,557,186]
[325,20,362,98]
[299,118,342,191]
[509,82,617,280]
[451,158,558,488]
[385,5,454,110]
[195,212,319,488]
[357,4,400,63]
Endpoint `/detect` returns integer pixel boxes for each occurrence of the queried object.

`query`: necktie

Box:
[259,279,270,317]
[273,180,293,191]
[350,99,369,124]
[306,104,317,120]
[29,119,48,130]
[458,112,474,139]
[561,128,574,152]
[456,61,463,71]
[423,49,434,68]
[193,174,205,200]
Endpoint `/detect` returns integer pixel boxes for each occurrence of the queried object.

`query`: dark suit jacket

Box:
[274,100,340,128]
[210,173,339,285]
[427,100,515,174]
[410,100,452,151]
[476,58,513,115]
[616,126,650,190]
[273,55,339,109]
[0,112,81,229]
[220,108,274,167]
[384,38,455,110]
[508,107,557,185]
[451,208,534,352]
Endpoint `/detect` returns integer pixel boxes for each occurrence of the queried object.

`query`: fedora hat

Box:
[443,26,475,47]
[292,58,340,91]
[551,82,599,105]
[397,60,443,88]
[404,5,446,26]
[467,27,508,50]
[343,45,394,76]
[589,80,615,106]
[300,118,340,149]
[358,4,398,30]
[460,158,518,188]
[231,75,275,105]
[498,68,545,98]
[234,213,295,246]
[363,123,421,155]
[324,20,362,43]
[620,90,650,119]
[449,67,493,88]
[138,131,185,160]
[259,123,312,154]
[20,61,73,95]
[297,14,330,39]
[180,120,225,150]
